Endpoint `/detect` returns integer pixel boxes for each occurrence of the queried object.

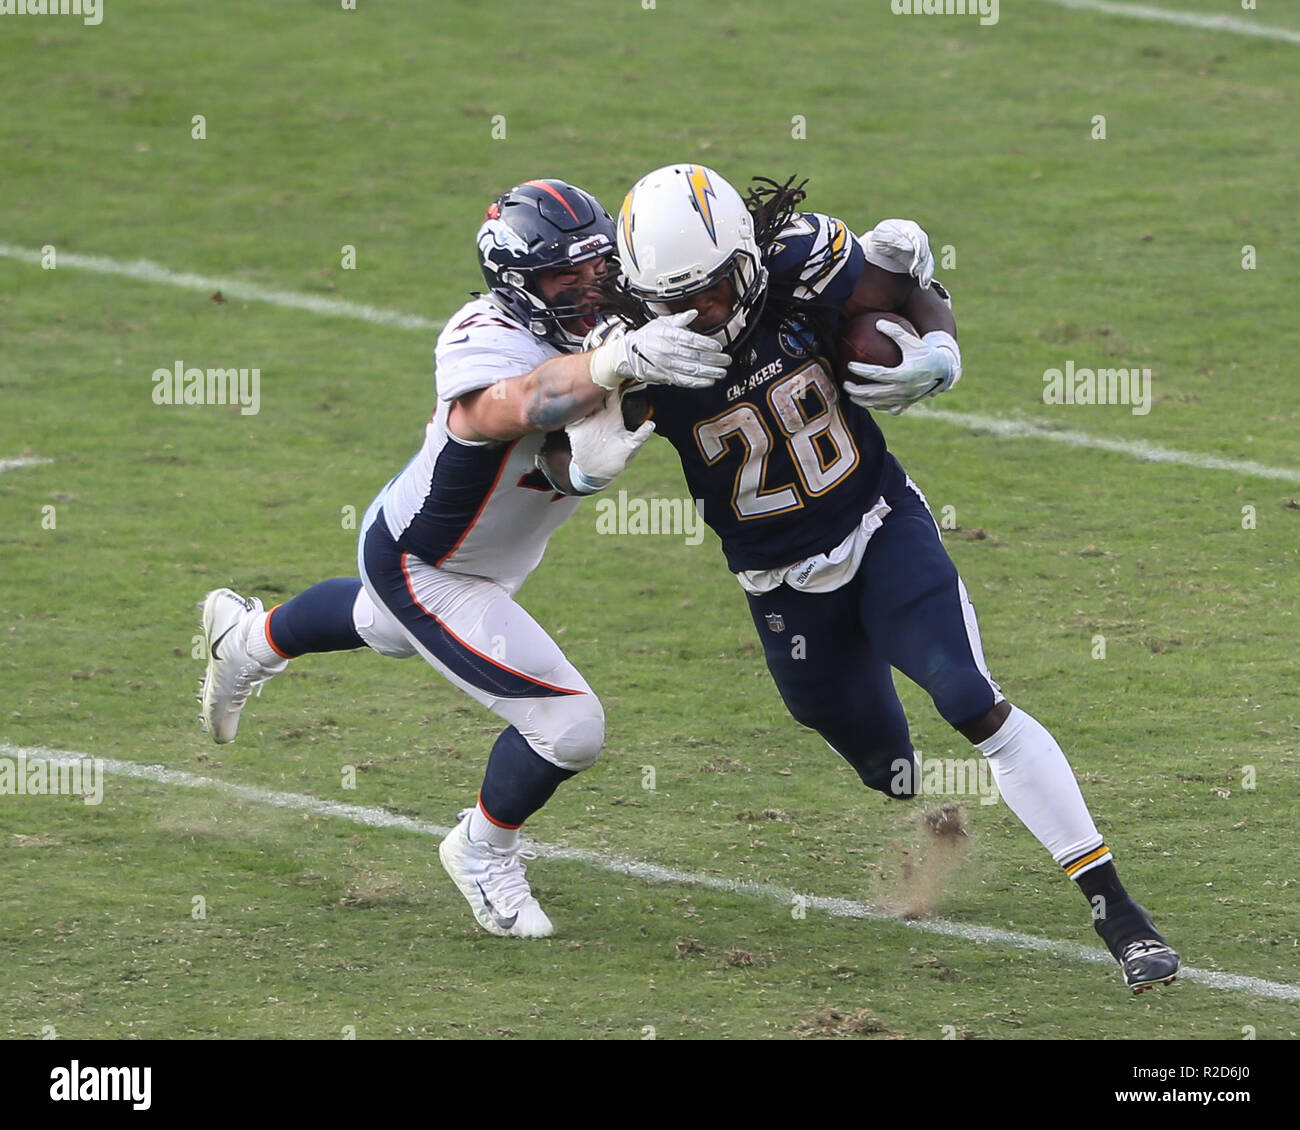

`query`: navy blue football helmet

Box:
[476,179,617,350]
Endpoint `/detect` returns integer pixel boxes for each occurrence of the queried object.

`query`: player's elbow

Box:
[490,384,537,440]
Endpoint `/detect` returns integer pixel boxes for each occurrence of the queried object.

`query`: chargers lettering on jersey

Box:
[635,212,887,574]
[726,357,785,401]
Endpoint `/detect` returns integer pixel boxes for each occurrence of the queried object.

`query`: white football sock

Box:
[975,706,1105,866]
[469,803,520,850]
[245,610,289,667]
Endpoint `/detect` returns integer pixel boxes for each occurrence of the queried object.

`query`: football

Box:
[838,310,917,380]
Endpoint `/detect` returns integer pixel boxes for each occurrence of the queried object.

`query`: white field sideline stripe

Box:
[0,243,444,333]
[6,241,1298,486]
[0,455,52,473]
[1041,0,1300,46]
[912,407,1300,486]
[7,744,1298,1003]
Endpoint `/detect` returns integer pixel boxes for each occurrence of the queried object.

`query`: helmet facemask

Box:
[639,246,768,354]
[495,251,615,351]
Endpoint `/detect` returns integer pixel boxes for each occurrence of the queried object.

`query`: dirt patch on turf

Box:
[673,936,772,970]
[880,804,970,920]
[793,1007,897,1039]
[8,833,60,848]
[338,873,409,909]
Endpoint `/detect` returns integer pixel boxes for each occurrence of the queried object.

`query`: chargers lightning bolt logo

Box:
[686,165,719,246]
[618,191,638,270]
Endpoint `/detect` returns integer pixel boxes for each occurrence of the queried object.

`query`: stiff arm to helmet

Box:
[586,310,729,391]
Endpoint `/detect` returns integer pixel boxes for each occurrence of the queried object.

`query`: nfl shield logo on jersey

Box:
[777,320,815,359]
[765,613,785,633]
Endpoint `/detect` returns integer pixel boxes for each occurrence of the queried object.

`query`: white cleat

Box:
[438,810,554,939]
[197,588,287,744]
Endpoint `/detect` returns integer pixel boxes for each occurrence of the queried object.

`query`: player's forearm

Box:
[520,353,607,433]
[450,353,605,442]
[901,283,956,339]
[846,261,957,340]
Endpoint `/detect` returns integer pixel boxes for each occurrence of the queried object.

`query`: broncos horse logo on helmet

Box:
[476,179,617,350]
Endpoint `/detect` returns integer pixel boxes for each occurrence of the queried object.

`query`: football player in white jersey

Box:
[198,179,729,938]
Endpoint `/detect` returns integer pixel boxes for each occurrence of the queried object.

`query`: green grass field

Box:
[1,0,1297,1041]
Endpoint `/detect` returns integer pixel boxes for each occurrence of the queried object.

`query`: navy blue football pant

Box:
[746,456,1001,796]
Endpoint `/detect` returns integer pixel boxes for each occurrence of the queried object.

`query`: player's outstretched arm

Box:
[449,313,727,443]
[448,351,609,443]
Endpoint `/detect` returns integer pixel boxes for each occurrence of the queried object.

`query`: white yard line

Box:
[6,743,1298,1002]
[0,455,53,473]
[0,243,443,333]
[1041,0,1300,45]
[912,407,1300,485]
[4,241,1299,488]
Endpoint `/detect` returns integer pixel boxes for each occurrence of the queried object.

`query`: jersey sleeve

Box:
[766,211,865,309]
[433,302,560,402]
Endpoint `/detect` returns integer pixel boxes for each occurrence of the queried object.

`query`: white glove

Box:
[843,322,961,415]
[587,310,730,391]
[565,389,656,493]
[861,218,934,289]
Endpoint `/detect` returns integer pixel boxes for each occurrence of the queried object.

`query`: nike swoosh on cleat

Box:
[209,623,238,662]
[475,882,518,931]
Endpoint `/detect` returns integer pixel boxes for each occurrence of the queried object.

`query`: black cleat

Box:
[1115,938,1181,994]
[1095,900,1181,994]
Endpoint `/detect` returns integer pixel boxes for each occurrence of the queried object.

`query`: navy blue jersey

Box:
[632,212,889,573]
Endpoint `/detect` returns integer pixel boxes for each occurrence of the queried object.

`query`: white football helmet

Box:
[616,164,768,351]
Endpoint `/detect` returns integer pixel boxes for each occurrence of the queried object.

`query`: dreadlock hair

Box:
[744,173,845,372]
[592,270,651,330]
[743,174,808,253]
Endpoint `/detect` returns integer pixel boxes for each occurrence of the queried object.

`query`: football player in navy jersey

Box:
[574,164,1178,992]
[196,179,728,938]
